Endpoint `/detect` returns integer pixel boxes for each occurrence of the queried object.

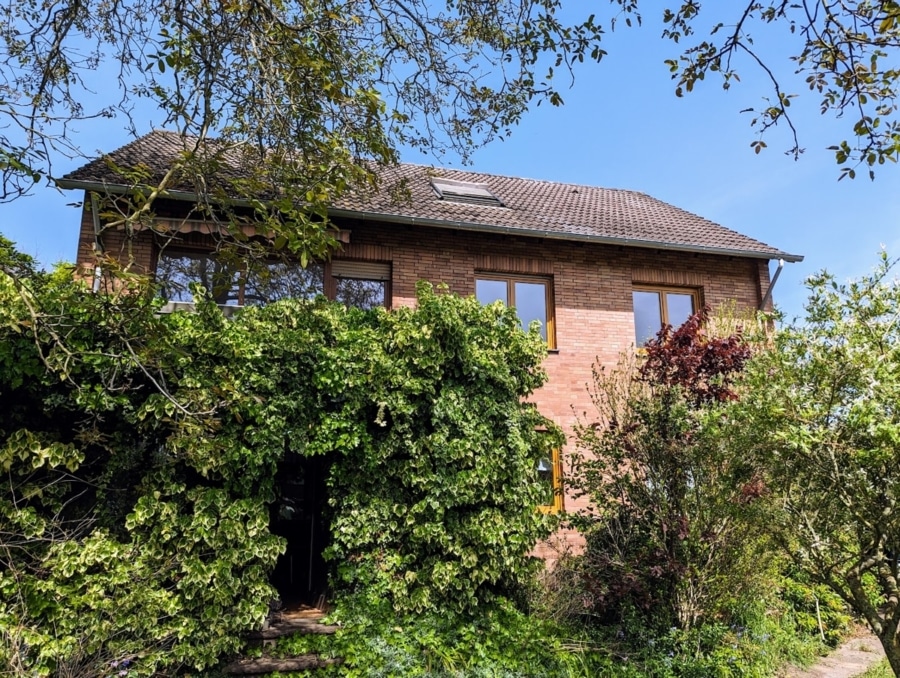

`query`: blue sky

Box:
[2,11,898,322]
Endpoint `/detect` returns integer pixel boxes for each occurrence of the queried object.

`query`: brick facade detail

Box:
[75,197,773,561]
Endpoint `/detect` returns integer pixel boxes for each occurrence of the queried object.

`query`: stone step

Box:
[223,655,343,675]
[248,616,339,639]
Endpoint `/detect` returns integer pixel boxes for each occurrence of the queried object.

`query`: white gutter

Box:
[56,178,805,264]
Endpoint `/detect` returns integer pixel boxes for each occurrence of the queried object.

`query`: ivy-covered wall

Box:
[0,239,559,675]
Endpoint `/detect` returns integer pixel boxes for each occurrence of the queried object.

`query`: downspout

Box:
[759,258,785,311]
[90,192,103,293]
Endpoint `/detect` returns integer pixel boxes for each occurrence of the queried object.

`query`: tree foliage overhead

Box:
[650,0,900,177]
[0,0,604,203]
[0,237,558,675]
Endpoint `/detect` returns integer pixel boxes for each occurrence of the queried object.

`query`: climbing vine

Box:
[0,238,558,675]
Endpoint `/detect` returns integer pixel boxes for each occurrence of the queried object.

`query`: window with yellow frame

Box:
[475,274,556,349]
[537,448,564,513]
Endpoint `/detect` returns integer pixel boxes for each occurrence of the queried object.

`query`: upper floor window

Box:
[632,287,699,346]
[156,249,389,310]
[328,260,391,310]
[475,274,555,348]
[156,249,325,306]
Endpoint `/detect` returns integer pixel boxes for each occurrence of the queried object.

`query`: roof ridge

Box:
[125,132,643,196]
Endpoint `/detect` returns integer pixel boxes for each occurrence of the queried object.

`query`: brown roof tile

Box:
[59,130,801,262]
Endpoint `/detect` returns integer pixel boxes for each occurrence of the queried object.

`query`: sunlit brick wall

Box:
[76,197,772,564]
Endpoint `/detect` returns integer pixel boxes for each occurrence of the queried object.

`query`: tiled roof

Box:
[58,130,801,262]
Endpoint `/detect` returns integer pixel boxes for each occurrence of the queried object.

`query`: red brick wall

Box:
[77,194,773,561]
[335,219,771,560]
[75,199,156,278]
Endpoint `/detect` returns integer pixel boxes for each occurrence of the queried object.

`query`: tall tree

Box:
[734,252,900,674]
[0,0,605,246]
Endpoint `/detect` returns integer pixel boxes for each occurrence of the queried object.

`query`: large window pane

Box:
[476,278,507,306]
[156,250,240,305]
[633,290,662,345]
[157,250,326,306]
[334,278,386,309]
[666,293,695,329]
[514,281,548,341]
[243,262,324,306]
[476,276,554,347]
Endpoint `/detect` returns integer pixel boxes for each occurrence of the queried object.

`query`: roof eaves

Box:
[56,177,804,263]
[55,177,258,208]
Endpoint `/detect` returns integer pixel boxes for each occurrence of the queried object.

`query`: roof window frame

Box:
[430,177,505,208]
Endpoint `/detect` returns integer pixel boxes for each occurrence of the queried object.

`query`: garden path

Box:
[782,628,886,678]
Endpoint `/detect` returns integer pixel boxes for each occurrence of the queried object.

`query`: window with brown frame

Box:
[156,249,390,310]
[537,448,564,513]
[475,274,555,348]
[632,286,700,346]
[326,260,391,310]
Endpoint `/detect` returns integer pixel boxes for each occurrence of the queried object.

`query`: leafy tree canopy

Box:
[733,251,900,674]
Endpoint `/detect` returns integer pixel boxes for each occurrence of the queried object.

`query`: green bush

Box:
[778,568,852,648]
[270,594,591,678]
[259,585,834,678]
[0,238,559,675]
[567,312,769,632]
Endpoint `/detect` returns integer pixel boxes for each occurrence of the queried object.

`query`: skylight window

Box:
[431,177,504,207]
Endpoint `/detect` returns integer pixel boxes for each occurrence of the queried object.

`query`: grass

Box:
[857,659,893,678]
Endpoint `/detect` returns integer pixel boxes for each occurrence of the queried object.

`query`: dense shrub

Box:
[0,239,558,675]
[261,583,834,678]
[270,594,587,678]
[567,310,767,632]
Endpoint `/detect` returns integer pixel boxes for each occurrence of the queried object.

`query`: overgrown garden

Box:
[0,238,559,675]
[3,237,900,676]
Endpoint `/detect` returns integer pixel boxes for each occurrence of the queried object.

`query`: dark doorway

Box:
[270,453,330,608]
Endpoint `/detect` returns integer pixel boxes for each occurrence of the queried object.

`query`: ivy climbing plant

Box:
[0,239,559,676]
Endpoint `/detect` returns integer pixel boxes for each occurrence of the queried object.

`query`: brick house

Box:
[58,130,801,586]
